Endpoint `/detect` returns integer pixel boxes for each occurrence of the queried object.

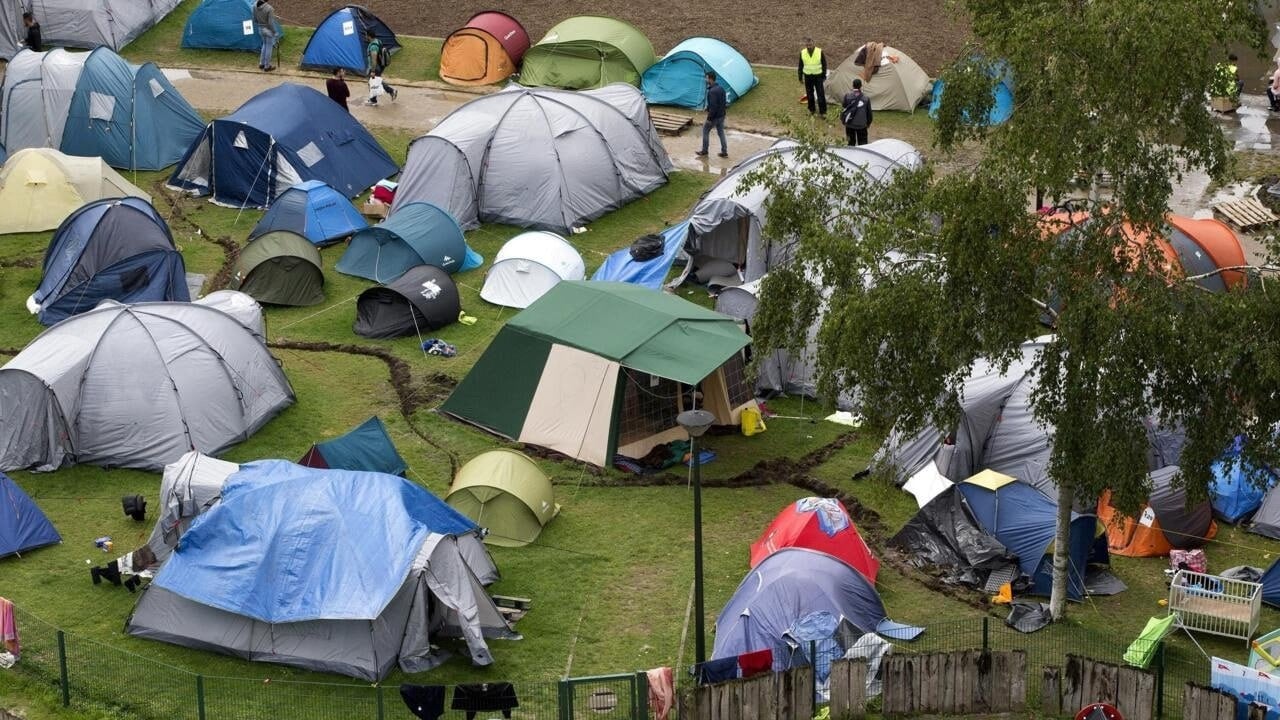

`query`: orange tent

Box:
[440,12,530,86]
[1097,466,1217,557]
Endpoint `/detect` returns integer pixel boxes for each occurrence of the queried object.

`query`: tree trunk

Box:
[1049,482,1074,620]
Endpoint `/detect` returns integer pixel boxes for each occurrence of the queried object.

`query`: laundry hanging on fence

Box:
[647,666,674,720]
[399,684,446,720]
[0,597,17,657]
[739,648,773,678]
[451,682,518,719]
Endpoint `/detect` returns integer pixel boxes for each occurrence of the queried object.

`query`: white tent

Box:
[480,231,586,308]
[0,148,150,234]
[193,290,267,337]
[0,0,183,58]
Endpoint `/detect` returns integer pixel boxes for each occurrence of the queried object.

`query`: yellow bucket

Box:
[740,406,766,436]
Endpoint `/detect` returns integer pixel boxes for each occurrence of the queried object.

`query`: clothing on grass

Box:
[647,667,674,720]
[399,684,446,720]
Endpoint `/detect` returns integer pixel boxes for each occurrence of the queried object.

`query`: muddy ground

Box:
[269,0,972,73]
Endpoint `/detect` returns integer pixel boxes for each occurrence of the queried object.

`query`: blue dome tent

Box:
[183,0,284,51]
[0,473,60,558]
[250,180,368,246]
[337,202,482,283]
[641,37,758,108]
[28,197,188,325]
[169,84,398,208]
[300,5,400,74]
[929,59,1015,126]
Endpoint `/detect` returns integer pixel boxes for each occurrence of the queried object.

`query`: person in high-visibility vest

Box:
[797,38,828,116]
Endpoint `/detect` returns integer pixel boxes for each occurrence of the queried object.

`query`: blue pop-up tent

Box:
[182,0,283,51]
[641,37,758,108]
[337,202,482,282]
[0,473,60,558]
[300,5,400,74]
[250,180,368,246]
[299,416,407,476]
[1209,440,1277,523]
[169,83,398,208]
[591,221,689,289]
[929,59,1015,126]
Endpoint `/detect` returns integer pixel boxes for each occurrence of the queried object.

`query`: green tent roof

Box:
[530,16,656,75]
[508,281,749,385]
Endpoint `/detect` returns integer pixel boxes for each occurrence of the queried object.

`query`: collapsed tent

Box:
[337,202,481,282]
[1097,465,1216,557]
[192,290,265,337]
[0,148,150,235]
[353,265,461,339]
[439,11,530,86]
[825,44,932,113]
[641,37,758,108]
[394,84,671,233]
[128,451,240,571]
[447,449,560,547]
[750,498,879,582]
[300,5,400,74]
[442,282,758,466]
[1,48,205,170]
[929,60,1015,126]
[250,180,367,246]
[0,302,295,472]
[28,197,188,325]
[169,83,398,208]
[229,231,325,307]
[299,416,408,476]
[959,471,1116,601]
[127,461,515,681]
[889,484,1015,588]
[183,0,283,51]
[0,0,181,57]
[520,16,656,89]
[591,221,689,289]
[480,232,585,309]
[0,472,60,558]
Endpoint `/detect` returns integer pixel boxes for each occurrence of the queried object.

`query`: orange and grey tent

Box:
[439,11,530,86]
[1098,465,1217,557]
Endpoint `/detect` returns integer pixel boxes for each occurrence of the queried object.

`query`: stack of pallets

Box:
[650,110,693,136]
[1212,197,1278,231]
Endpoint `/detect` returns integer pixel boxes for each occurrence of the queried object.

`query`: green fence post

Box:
[1154,641,1165,720]
[558,678,572,720]
[376,684,385,720]
[982,616,990,652]
[196,675,206,720]
[635,671,649,719]
[55,630,69,708]
[810,639,819,705]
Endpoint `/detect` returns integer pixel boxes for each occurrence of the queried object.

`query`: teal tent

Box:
[641,37,757,108]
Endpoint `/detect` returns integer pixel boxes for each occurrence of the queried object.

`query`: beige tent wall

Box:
[701,354,758,426]
[518,343,618,466]
[824,45,932,113]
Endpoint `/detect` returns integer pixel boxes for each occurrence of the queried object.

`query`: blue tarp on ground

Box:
[251,180,368,246]
[337,201,482,282]
[299,416,407,476]
[641,37,758,108]
[0,472,60,557]
[300,5,400,74]
[929,59,1015,126]
[155,460,478,623]
[590,221,689,289]
[183,0,283,51]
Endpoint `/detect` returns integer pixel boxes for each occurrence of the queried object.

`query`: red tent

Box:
[750,498,880,582]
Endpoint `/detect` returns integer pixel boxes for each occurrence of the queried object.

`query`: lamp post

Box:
[677,408,715,666]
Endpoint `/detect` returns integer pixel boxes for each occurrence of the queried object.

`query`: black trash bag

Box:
[1005,602,1053,634]
[629,234,665,262]
[888,486,1014,587]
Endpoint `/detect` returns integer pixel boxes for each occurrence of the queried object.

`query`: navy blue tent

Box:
[169,83,398,208]
[29,197,188,325]
[959,471,1108,601]
[183,0,283,51]
[298,417,407,476]
[1262,558,1280,608]
[336,202,482,282]
[250,180,368,246]
[0,473,60,558]
[300,5,400,74]
[591,221,688,290]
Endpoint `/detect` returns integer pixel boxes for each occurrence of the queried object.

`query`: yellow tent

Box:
[0,149,151,235]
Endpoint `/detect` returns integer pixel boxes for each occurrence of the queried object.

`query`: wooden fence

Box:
[881,650,1027,716]
[1041,655,1156,720]
[679,666,813,720]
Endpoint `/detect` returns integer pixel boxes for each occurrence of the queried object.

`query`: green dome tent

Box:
[229,231,325,306]
[447,449,560,547]
[520,16,656,89]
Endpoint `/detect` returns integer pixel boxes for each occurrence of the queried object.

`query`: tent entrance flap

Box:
[518,344,619,467]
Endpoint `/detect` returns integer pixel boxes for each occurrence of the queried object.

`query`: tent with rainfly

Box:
[0,0,182,58]
[520,16,656,89]
[299,416,408,476]
[480,231,585,309]
[0,148,150,235]
[337,202,481,283]
[300,5,399,75]
[354,265,461,339]
[182,0,283,51]
[439,11,530,86]
[0,472,60,558]
[824,43,932,113]
[447,449,560,547]
[228,230,325,307]
[641,37,758,108]
[1097,465,1217,557]
[750,498,879,582]
[442,282,758,467]
[250,180,367,246]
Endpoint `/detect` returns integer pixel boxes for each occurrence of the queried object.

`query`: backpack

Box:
[370,39,391,71]
[841,94,869,130]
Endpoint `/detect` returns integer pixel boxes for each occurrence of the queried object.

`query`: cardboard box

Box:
[361,200,389,218]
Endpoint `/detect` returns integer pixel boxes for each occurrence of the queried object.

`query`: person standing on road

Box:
[1268,62,1280,112]
[366,33,398,102]
[254,0,277,72]
[326,68,351,111]
[798,38,828,116]
[841,78,873,146]
[696,72,728,158]
[21,12,41,52]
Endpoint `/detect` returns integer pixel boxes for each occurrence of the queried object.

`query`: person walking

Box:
[366,33,397,102]
[798,38,828,116]
[254,0,277,71]
[841,78,873,146]
[1268,62,1280,112]
[326,68,351,111]
[21,12,41,52]
[696,72,728,158]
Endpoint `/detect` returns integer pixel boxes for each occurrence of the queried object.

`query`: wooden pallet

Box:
[492,594,532,623]
[1212,197,1279,230]
[650,110,693,136]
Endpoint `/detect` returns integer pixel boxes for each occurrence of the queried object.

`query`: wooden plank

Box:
[1117,666,1138,719]
[1064,655,1083,711]
[1100,660,1120,705]
[992,651,1010,712]
[957,650,972,714]
[1043,666,1063,715]
[829,659,850,718]
[1133,669,1156,720]
[1009,651,1027,710]
[1249,702,1270,720]
[941,651,956,712]
[884,655,904,715]
[795,665,814,720]
[849,660,867,718]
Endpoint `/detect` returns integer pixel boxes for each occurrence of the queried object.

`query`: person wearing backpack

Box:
[841,78,873,146]
[365,33,397,102]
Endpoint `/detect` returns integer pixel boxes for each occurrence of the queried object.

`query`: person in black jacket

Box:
[841,78,873,146]
[22,12,41,52]
[696,72,729,158]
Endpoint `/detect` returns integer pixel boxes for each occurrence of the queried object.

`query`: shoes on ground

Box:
[695,150,709,157]
[718,152,729,158]
[389,87,398,101]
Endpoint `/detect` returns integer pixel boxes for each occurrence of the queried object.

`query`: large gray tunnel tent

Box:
[0,0,182,58]
[0,302,295,472]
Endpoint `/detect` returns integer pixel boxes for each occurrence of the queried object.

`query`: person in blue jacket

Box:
[696,72,729,159]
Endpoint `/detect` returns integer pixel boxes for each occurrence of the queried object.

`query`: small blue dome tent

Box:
[300,5,400,74]
[929,59,1015,126]
[169,84,398,208]
[0,473,60,558]
[641,37,758,108]
[299,416,408,476]
[28,197,188,325]
[336,202,482,283]
[250,180,368,246]
[1208,440,1277,523]
[183,0,284,51]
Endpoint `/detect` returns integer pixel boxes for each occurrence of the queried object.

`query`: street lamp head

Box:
[677,409,716,438]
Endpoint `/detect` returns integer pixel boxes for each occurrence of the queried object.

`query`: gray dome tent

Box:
[393,84,671,233]
[229,230,325,307]
[354,265,461,339]
[0,302,295,472]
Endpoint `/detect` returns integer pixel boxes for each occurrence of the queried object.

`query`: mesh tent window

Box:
[617,369,681,448]
[720,351,754,408]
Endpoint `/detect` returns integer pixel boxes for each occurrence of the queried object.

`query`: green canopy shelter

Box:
[520,16,656,89]
[229,230,325,306]
[447,449,560,547]
[441,281,757,466]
